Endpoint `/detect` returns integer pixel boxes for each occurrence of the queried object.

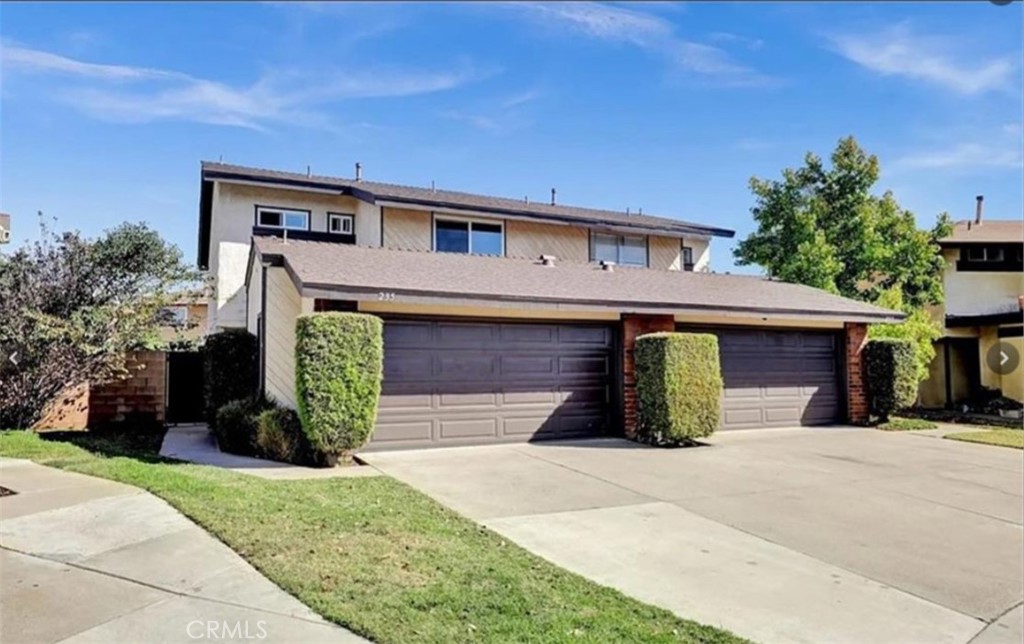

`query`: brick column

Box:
[622,314,676,438]
[844,322,869,425]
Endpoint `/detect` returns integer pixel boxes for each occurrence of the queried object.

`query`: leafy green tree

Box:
[0,219,200,428]
[735,136,952,309]
[867,287,942,383]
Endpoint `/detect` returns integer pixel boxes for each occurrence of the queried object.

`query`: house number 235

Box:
[377,292,396,301]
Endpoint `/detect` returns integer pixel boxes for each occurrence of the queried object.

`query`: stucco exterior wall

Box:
[941,248,1023,319]
[382,207,431,251]
[505,220,589,263]
[208,183,379,331]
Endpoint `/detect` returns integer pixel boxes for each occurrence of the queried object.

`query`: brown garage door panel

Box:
[680,327,841,430]
[371,319,614,449]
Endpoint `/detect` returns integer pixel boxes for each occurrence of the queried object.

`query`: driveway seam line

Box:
[509,445,659,503]
[966,601,1024,644]
[0,542,333,628]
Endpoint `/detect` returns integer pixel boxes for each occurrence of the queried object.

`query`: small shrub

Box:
[213,396,270,456]
[295,313,384,463]
[864,338,917,422]
[876,417,938,431]
[255,407,304,463]
[203,329,259,427]
[634,332,722,445]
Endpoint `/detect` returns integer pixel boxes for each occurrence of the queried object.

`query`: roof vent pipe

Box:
[525,195,529,204]
[638,207,643,216]
[550,188,556,206]
[540,254,556,266]
[306,165,311,177]
[975,195,984,224]
[355,162,362,182]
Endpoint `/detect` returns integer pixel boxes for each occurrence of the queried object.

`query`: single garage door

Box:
[370,319,614,450]
[683,327,841,430]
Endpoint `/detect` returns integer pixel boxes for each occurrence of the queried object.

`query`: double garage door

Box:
[370,319,615,450]
[369,318,841,449]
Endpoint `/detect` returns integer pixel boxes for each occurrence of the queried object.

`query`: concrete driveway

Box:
[362,427,1024,644]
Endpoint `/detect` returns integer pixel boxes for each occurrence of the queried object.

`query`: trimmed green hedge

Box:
[255,407,305,464]
[864,338,917,422]
[634,332,722,445]
[213,396,271,456]
[295,313,384,462]
[203,329,259,427]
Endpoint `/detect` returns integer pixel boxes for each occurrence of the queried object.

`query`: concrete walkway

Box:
[0,458,364,644]
[363,427,1024,644]
[160,425,379,479]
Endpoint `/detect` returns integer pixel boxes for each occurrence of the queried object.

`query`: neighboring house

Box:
[0,212,11,244]
[198,161,901,450]
[158,301,208,345]
[920,198,1023,407]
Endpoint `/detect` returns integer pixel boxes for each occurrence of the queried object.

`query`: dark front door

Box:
[369,318,615,450]
[680,327,842,430]
[166,351,205,424]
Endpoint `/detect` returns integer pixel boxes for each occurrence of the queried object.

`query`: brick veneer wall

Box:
[88,351,167,427]
[622,314,676,438]
[844,323,869,424]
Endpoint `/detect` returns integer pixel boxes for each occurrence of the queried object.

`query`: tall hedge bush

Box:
[634,332,722,445]
[863,338,917,422]
[295,313,383,463]
[203,329,259,426]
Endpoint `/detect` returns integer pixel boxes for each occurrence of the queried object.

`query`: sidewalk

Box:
[0,458,364,644]
[160,425,380,480]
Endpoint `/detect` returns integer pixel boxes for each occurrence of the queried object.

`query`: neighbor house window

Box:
[256,206,309,231]
[327,213,354,235]
[434,218,503,256]
[681,246,694,271]
[590,233,648,267]
[159,305,188,327]
[966,246,1004,262]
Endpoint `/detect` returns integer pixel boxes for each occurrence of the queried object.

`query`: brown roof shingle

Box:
[940,220,1024,244]
[253,237,902,322]
[202,162,734,239]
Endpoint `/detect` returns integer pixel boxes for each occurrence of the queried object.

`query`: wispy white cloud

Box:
[502,2,776,87]
[708,32,764,51]
[442,88,541,133]
[827,24,1018,95]
[897,142,1022,170]
[0,41,488,130]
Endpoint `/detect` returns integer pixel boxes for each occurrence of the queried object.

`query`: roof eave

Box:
[297,280,903,324]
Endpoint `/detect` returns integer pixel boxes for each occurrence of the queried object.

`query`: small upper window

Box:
[256,206,308,231]
[159,305,188,327]
[328,213,354,235]
[681,246,694,271]
[590,232,648,267]
[434,218,503,256]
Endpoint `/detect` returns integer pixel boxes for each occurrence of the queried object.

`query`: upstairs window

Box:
[158,305,188,327]
[256,206,309,231]
[591,233,648,267]
[966,246,1004,262]
[682,246,694,271]
[328,213,354,235]
[434,218,503,256]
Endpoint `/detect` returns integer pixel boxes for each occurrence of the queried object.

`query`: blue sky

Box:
[1,1,1021,272]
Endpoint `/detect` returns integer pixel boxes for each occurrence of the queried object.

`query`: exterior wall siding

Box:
[263,268,303,408]
[649,236,681,271]
[505,220,589,263]
[941,248,1022,319]
[382,207,431,251]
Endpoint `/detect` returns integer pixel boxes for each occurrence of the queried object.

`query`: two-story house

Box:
[920,197,1023,407]
[197,162,900,450]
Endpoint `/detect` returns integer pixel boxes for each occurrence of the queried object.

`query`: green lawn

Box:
[875,417,938,431]
[944,429,1024,450]
[0,431,747,644]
